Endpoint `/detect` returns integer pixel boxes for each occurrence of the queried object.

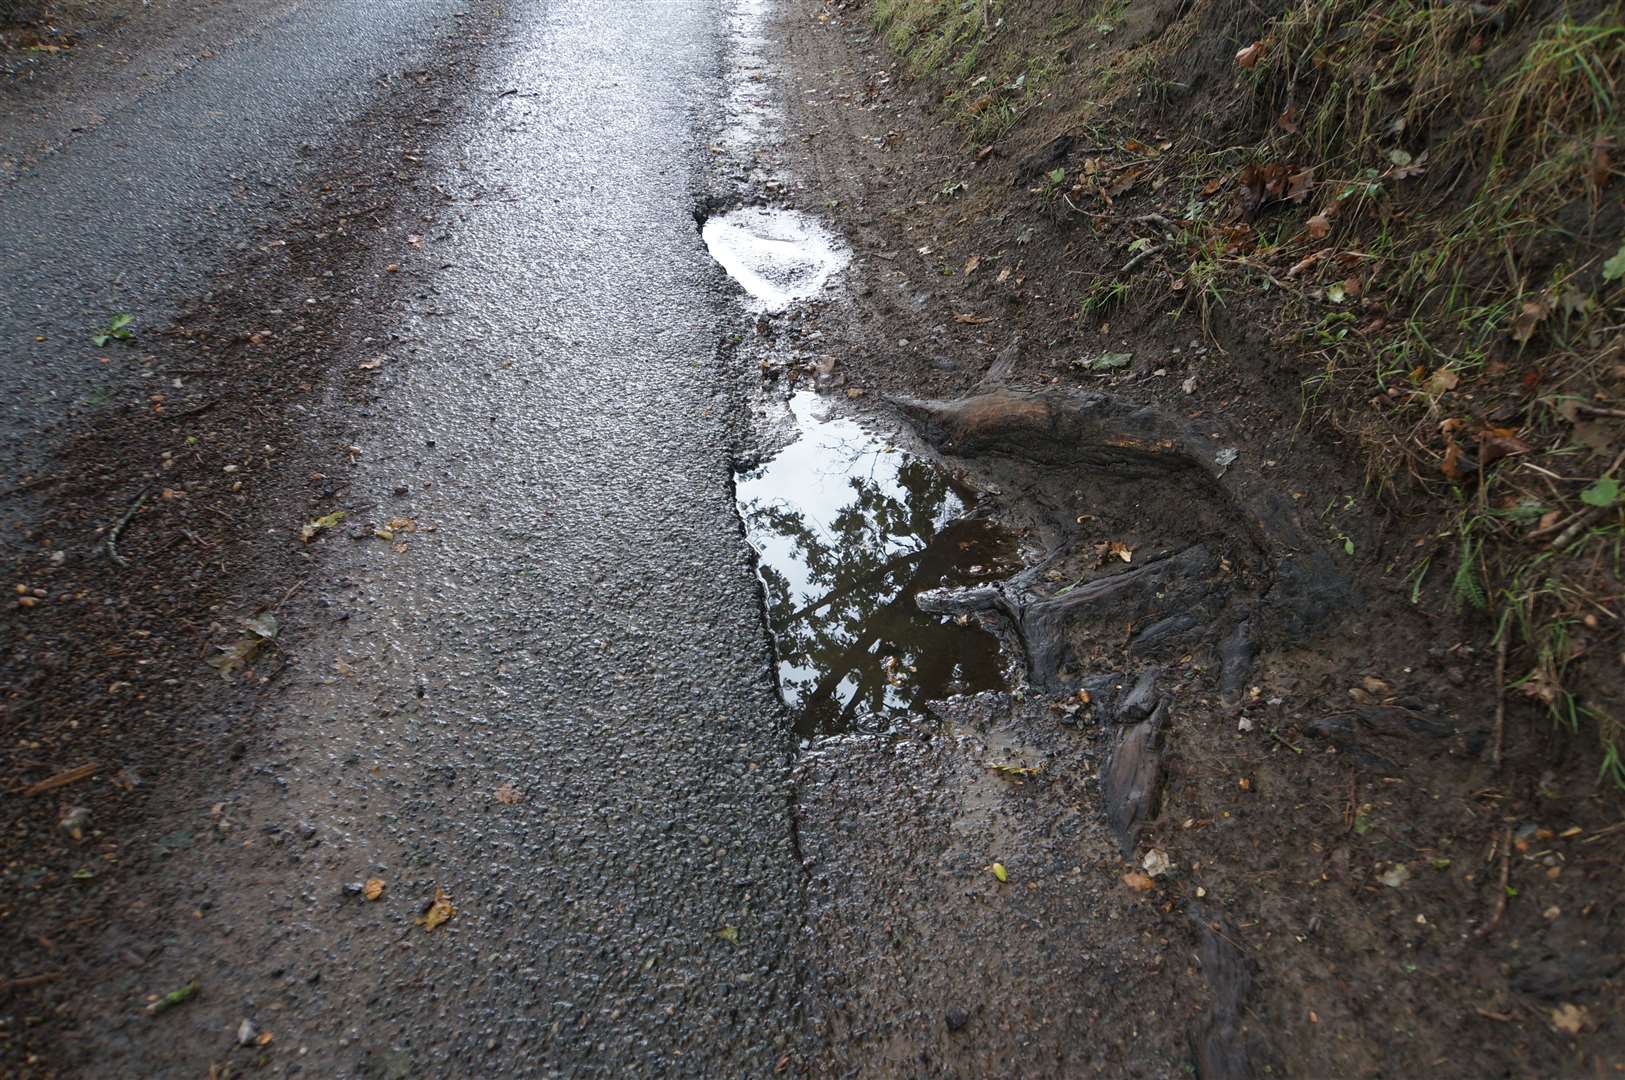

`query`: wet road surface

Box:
[0,0,468,487]
[43,0,808,1073]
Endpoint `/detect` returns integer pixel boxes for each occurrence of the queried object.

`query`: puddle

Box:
[702,207,849,311]
[735,392,1015,740]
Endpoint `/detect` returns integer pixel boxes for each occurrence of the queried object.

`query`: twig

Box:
[105,485,153,567]
[1491,631,1508,770]
[266,576,308,614]
[1061,193,1111,219]
[166,398,218,421]
[21,762,99,797]
[1120,245,1164,274]
[1549,506,1604,549]
[0,972,64,993]
[1573,403,1625,418]
[1475,826,1513,939]
[1269,730,1304,755]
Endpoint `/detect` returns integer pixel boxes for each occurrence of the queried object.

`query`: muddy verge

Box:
[758,0,1625,1075]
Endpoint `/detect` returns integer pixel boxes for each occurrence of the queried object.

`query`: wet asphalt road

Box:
[34,0,807,1074]
[0,0,464,486]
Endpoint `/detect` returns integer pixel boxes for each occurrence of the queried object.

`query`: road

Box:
[5,0,805,1073]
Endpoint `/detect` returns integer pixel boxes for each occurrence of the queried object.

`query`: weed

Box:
[91,312,134,347]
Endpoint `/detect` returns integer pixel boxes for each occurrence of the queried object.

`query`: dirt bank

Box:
[768,0,1625,1074]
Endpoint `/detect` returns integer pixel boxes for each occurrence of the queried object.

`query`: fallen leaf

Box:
[363,878,385,901]
[953,312,993,324]
[1122,870,1155,892]
[990,862,1008,882]
[963,255,981,275]
[718,925,740,943]
[358,356,385,371]
[256,1031,274,1047]
[1305,213,1332,240]
[1425,367,1460,395]
[1108,541,1133,563]
[146,980,201,1015]
[1142,849,1172,877]
[407,234,424,248]
[1288,249,1328,277]
[1235,41,1264,68]
[1278,106,1299,134]
[1377,863,1411,888]
[300,510,346,542]
[1551,1003,1590,1035]
[1390,148,1428,180]
[1510,300,1548,344]
[494,782,522,805]
[1105,164,1148,198]
[417,887,455,931]
[1476,427,1532,465]
[1589,144,1613,187]
[990,763,1041,777]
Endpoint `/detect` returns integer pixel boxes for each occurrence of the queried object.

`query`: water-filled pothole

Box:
[735,392,1016,740]
[701,207,849,311]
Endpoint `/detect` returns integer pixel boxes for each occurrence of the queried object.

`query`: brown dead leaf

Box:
[1278,106,1299,134]
[256,1031,274,1047]
[1477,426,1532,465]
[1288,249,1329,277]
[1440,441,1464,481]
[1108,541,1133,563]
[494,782,522,805]
[1122,870,1155,892]
[363,878,385,901]
[963,255,981,275]
[417,887,455,931]
[1200,176,1223,196]
[1425,367,1460,396]
[953,312,994,325]
[1305,211,1331,238]
[1235,41,1264,68]
[1589,144,1612,187]
[1105,164,1148,199]
[1285,168,1313,204]
[1551,1003,1590,1035]
[358,356,384,370]
[1510,300,1549,344]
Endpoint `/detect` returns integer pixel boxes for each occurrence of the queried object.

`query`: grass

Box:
[868,0,1625,783]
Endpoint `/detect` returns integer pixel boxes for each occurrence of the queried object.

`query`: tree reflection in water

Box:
[736,393,1011,739]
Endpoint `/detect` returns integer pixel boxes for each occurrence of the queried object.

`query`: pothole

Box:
[702,207,849,311]
[735,391,1016,741]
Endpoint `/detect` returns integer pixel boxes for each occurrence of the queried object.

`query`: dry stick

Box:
[266,576,309,615]
[1549,506,1605,550]
[1119,245,1164,274]
[0,972,64,993]
[21,762,99,797]
[1491,632,1509,771]
[1475,826,1514,939]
